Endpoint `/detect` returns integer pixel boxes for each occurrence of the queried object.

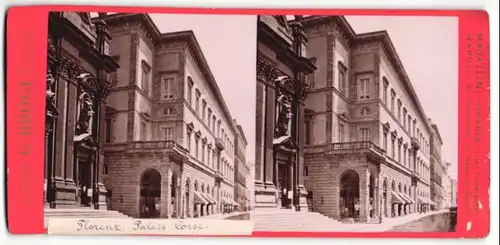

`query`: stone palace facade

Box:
[101,13,240,218]
[297,16,436,222]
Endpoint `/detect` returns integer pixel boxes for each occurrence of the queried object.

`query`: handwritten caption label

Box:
[47,218,253,236]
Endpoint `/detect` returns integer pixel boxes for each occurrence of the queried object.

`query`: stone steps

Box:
[249,209,342,231]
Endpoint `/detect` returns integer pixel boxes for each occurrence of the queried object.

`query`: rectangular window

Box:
[408,116,412,134]
[141,68,149,94]
[360,128,370,141]
[141,121,147,141]
[207,109,212,127]
[403,109,407,128]
[338,63,347,95]
[161,77,174,100]
[383,78,389,104]
[403,146,407,167]
[339,124,345,142]
[398,142,402,162]
[305,120,311,145]
[339,70,346,94]
[162,127,174,140]
[202,100,207,121]
[195,90,201,114]
[358,78,370,100]
[390,90,396,113]
[187,78,193,106]
[397,100,402,121]
[186,132,191,151]
[207,147,211,166]
[195,139,199,159]
[383,131,388,151]
[304,166,309,177]
[391,138,395,158]
[212,117,216,133]
[201,144,205,164]
[105,118,112,143]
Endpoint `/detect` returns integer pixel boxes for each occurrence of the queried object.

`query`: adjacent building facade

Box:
[254,15,316,210]
[101,13,239,218]
[44,12,119,210]
[234,122,250,210]
[442,162,457,208]
[429,121,446,209]
[299,16,435,222]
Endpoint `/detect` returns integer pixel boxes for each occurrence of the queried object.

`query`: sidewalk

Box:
[197,211,245,220]
[332,210,448,232]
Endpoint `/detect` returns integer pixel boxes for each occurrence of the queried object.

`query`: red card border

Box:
[5,6,490,238]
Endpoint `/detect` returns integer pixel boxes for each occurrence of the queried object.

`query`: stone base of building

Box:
[46,179,108,209]
[254,181,278,209]
[297,185,309,212]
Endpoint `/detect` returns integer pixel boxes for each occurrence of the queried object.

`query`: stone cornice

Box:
[297,15,433,135]
[98,13,161,48]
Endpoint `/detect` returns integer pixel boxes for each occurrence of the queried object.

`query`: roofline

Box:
[99,13,238,135]
[95,13,162,40]
[235,124,248,146]
[431,124,444,145]
[161,31,238,135]
[297,15,433,135]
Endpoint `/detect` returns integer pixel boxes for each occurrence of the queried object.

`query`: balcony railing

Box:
[214,171,224,181]
[105,140,189,156]
[411,137,421,150]
[411,170,421,181]
[323,141,385,163]
[215,138,225,151]
[325,141,385,154]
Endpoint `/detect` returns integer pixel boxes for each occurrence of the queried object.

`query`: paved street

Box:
[219,210,452,232]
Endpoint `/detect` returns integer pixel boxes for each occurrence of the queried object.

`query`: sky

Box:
[344,16,459,178]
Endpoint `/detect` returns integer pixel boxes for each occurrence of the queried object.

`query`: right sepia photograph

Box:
[252,15,458,232]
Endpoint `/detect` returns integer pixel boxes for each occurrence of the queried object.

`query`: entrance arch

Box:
[139,168,161,218]
[382,178,388,217]
[339,169,360,219]
[171,172,179,218]
[185,179,190,218]
[368,173,375,218]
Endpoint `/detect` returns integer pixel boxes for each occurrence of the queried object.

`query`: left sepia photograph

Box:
[44,12,257,225]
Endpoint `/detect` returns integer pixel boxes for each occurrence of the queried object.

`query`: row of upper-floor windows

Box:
[186,125,234,182]
[382,129,430,180]
[304,118,371,145]
[382,77,430,156]
[186,76,234,156]
[137,59,235,156]
[308,61,372,102]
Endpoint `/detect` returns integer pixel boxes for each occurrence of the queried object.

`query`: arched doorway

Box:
[339,169,360,219]
[201,184,206,216]
[171,172,178,218]
[139,168,161,218]
[193,181,199,217]
[369,173,375,218]
[382,179,388,217]
[391,181,396,217]
[185,179,190,218]
[397,183,403,216]
[207,186,212,215]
